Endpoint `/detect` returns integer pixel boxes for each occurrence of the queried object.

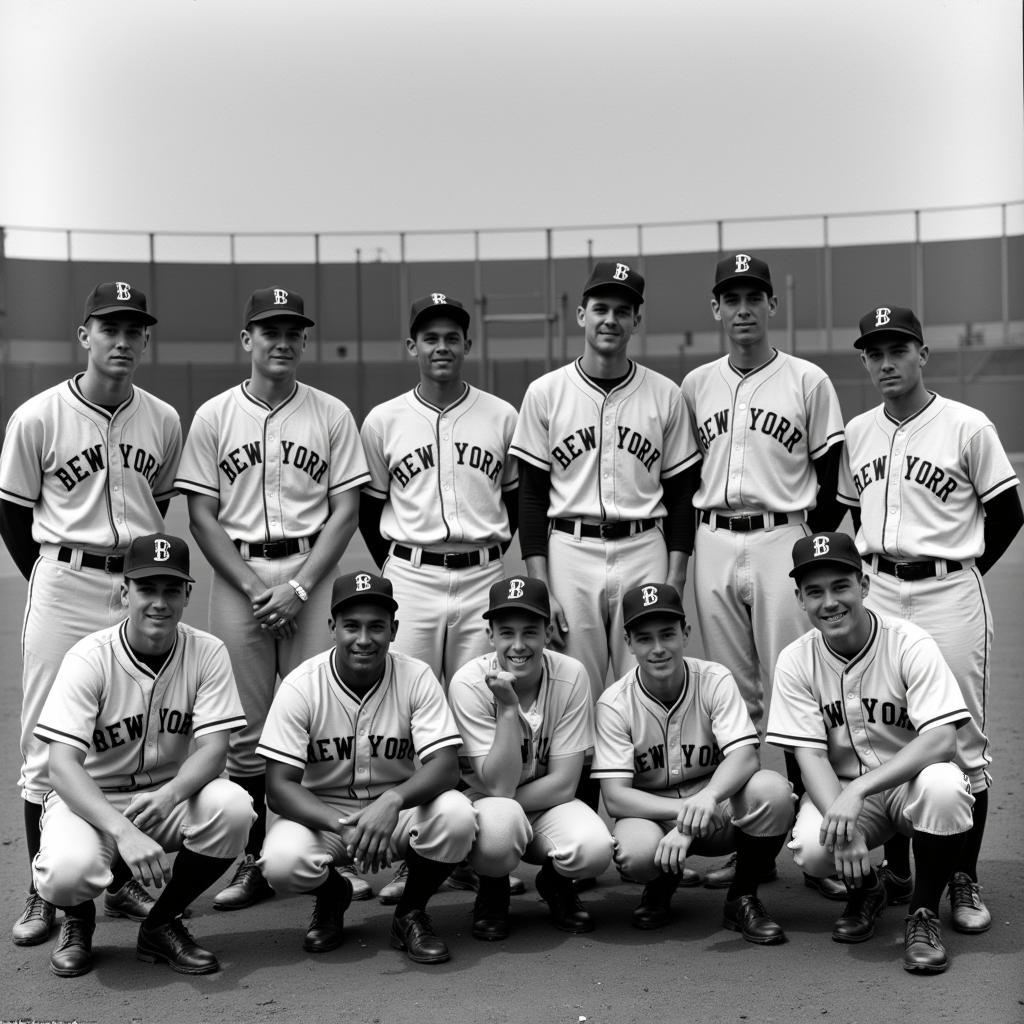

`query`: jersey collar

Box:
[726,348,779,379]
[821,610,879,671]
[882,391,937,428]
[67,375,135,419]
[240,379,300,413]
[574,358,637,394]
[635,660,690,715]
[117,619,178,678]
[413,381,470,413]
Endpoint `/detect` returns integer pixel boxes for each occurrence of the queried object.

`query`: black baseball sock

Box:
[882,831,911,878]
[60,900,96,924]
[24,800,42,888]
[312,867,345,900]
[395,848,454,917]
[727,831,786,901]
[143,850,234,929]
[956,788,988,881]
[910,830,967,914]
[783,751,805,799]
[231,774,267,858]
[107,857,133,893]
[574,763,601,813]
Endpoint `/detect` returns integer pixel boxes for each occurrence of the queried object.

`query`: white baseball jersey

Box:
[35,620,245,790]
[257,649,462,801]
[174,381,369,543]
[360,384,518,547]
[837,394,1019,560]
[0,376,181,548]
[592,659,759,790]
[767,612,970,781]
[448,650,593,794]
[681,350,844,513]
[510,360,699,520]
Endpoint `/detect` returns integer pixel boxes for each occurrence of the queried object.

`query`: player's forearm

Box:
[847,726,957,801]
[388,748,461,810]
[476,709,526,797]
[701,746,759,804]
[159,739,228,807]
[794,747,844,816]
[599,780,684,822]
[50,752,139,843]
[666,550,690,594]
[265,775,343,833]
[524,555,551,586]
[291,490,359,591]
[515,762,580,813]
[186,500,264,600]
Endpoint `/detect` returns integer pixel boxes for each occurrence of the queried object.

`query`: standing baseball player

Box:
[257,571,477,964]
[359,292,519,901]
[0,282,182,947]
[447,576,614,940]
[593,583,793,942]
[174,286,370,908]
[32,533,253,977]
[767,532,975,973]
[680,253,846,892]
[837,305,1023,931]
[511,260,700,830]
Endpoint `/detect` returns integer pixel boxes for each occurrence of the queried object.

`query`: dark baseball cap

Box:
[409,293,471,336]
[854,305,923,349]
[790,532,863,580]
[622,583,686,630]
[330,571,398,616]
[581,260,645,306]
[244,287,315,327]
[712,253,774,298]
[124,533,194,582]
[483,576,551,621]
[83,281,157,326]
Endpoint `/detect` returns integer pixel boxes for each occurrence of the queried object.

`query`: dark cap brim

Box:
[624,606,686,630]
[483,601,550,621]
[853,327,922,349]
[789,556,863,579]
[331,593,398,616]
[248,310,315,327]
[713,274,773,297]
[410,305,471,336]
[86,305,158,326]
[124,567,195,583]
[582,283,645,306]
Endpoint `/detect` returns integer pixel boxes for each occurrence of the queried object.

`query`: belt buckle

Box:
[262,540,286,559]
[728,514,753,531]
[442,552,460,569]
[104,555,120,573]
[599,522,617,539]
[893,561,914,580]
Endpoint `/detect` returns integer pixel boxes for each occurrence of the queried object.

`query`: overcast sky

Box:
[1,0,1021,249]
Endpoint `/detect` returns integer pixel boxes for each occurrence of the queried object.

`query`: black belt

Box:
[391,544,501,569]
[57,547,124,573]
[871,555,962,581]
[700,510,794,533]
[552,518,657,540]
[234,531,320,559]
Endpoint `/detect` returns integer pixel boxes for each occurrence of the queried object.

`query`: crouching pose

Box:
[593,583,793,942]
[32,534,253,977]
[767,532,975,973]
[448,577,613,940]
[257,572,476,964]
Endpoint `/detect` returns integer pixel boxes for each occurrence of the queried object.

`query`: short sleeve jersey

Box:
[447,649,593,795]
[592,658,759,790]
[767,612,970,781]
[0,376,181,549]
[360,384,518,547]
[837,394,1020,561]
[35,620,245,790]
[257,649,462,801]
[509,360,700,520]
[681,350,845,513]
[174,381,370,544]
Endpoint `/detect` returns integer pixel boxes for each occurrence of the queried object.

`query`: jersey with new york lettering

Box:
[174,381,369,544]
[360,384,518,547]
[681,350,844,512]
[0,376,181,549]
[509,360,699,520]
[837,394,1019,560]
[257,649,462,801]
[767,612,970,781]
[448,649,593,795]
[35,620,245,790]
[592,658,759,790]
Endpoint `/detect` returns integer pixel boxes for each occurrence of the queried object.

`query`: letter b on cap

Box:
[507,578,525,600]
[874,307,891,327]
[734,254,751,273]
[153,538,171,562]
[355,573,371,591]
[613,263,630,281]
[116,282,132,301]
[273,289,289,305]
[641,585,658,607]
[431,292,447,305]
[812,536,830,558]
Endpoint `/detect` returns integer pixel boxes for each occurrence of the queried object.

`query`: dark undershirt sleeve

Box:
[357,492,391,569]
[662,464,700,553]
[517,462,551,560]
[976,486,1023,575]
[0,499,39,581]
[501,486,519,554]
[806,442,845,533]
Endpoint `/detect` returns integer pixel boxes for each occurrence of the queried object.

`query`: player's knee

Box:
[738,769,796,834]
[34,850,103,908]
[470,798,528,875]
[434,789,478,846]
[259,822,315,893]
[910,762,975,834]
[786,800,831,877]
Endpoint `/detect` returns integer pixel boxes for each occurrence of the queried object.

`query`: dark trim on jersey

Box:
[67,374,136,420]
[879,395,939,551]
[412,383,471,544]
[255,742,306,770]
[194,714,247,737]
[881,392,937,429]
[412,381,470,415]
[977,473,1020,502]
[820,610,878,672]
[34,723,90,750]
[327,470,373,494]
[808,429,845,460]
[636,662,689,716]
[118,619,177,679]
[635,664,686,790]
[329,648,386,706]
[507,443,551,471]
[765,729,828,751]
[240,379,300,413]
[170,476,220,498]
[0,485,36,506]
[725,348,779,379]
[574,357,638,396]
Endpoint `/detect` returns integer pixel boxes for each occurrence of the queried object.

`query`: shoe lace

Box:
[739,895,768,922]
[906,911,940,945]
[22,891,50,923]
[57,916,90,949]
[231,859,259,886]
[117,878,153,906]
[388,863,410,884]
[949,875,982,909]
[404,910,436,936]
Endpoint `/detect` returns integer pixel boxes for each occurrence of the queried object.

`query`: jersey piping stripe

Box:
[194,714,247,737]
[35,724,90,749]
[0,484,37,505]
[820,610,879,672]
[119,621,176,678]
[412,382,470,415]
[977,473,1020,502]
[881,392,937,428]
[726,349,779,379]
[765,730,828,750]
[239,380,299,412]
[573,358,638,396]
[67,375,136,419]
[255,742,306,769]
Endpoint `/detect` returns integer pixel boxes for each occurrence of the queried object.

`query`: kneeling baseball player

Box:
[32,533,253,977]
[592,584,793,942]
[257,572,476,964]
[767,532,975,973]
[447,577,613,940]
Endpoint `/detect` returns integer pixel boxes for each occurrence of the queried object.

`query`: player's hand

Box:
[654,828,692,876]
[820,786,866,853]
[548,594,569,650]
[484,669,519,708]
[340,793,401,874]
[666,568,687,600]
[832,828,871,888]
[124,787,177,832]
[675,790,724,839]
[115,824,172,889]
[252,584,303,631]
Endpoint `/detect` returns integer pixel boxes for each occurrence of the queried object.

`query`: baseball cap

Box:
[712,253,774,298]
[854,305,923,349]
[622,583,686,630]
[483,576,551,621]
[123,533,194,582]
[409,293,471,336]
[790,532,864,580]
[581,260,645,306]
[83,281,157,326]
[330,571,399,617]
[244,287,315,328]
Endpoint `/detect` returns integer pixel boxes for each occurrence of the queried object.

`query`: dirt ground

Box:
[1,499,1022,1024]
